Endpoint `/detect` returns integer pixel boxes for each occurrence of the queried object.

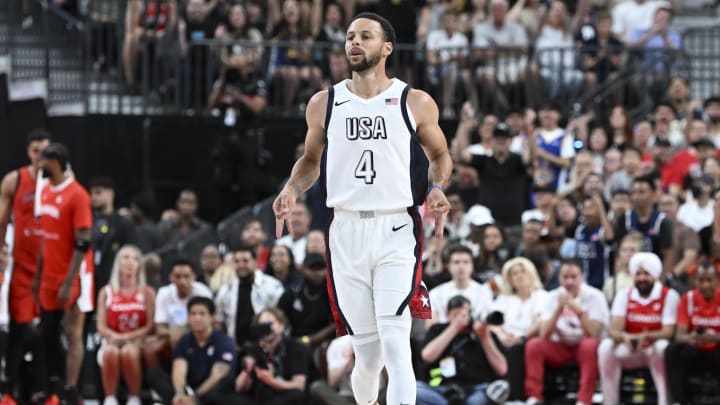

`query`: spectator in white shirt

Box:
[612,0,676,42]
[275,201,311,266]
[427,244,493,328]
[525,259,609,405]
[426,10,471,119]
[598,252,679,405]
[678,175,715,232]
[491,257,547,401]
[214,245,284,347]
[472,0,529,111]
[142,259,213,369]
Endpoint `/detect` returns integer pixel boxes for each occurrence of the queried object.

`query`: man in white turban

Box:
[598,252,680,405]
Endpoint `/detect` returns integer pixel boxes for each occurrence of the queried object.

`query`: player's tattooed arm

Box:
[58,228,91,306]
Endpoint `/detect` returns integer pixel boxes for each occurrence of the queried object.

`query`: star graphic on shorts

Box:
[420,295,430,308]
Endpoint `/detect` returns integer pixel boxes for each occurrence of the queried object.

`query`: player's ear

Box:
[383,41,393,57]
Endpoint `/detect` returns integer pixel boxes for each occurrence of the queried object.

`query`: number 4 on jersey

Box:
[354,150,376,184]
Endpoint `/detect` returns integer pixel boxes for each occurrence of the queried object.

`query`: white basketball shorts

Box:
[326,207,425,336]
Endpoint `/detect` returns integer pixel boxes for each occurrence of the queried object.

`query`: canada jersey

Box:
[12,166,43,269]
[678,288,720,351]
[104,286,148,333]
[625,286,669,334]
[39,178,94,310]
[321,79,429,211]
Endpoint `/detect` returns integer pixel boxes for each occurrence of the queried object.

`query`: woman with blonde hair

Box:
[96,245,156,405]
[490,256,547,401]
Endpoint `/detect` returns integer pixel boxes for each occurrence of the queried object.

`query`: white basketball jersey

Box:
[322,79,429,211]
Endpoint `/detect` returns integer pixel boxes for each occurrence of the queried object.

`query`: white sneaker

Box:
[126,395,141,405]
[526,398,541,405]
[103,396,119,405]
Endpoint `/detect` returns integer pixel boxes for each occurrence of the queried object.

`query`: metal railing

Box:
[2,1,718,119]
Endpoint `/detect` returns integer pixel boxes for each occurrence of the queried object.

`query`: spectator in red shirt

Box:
[665,259,720,404]
[32,143,94,405]
[598,252,679,405]
[660,119,708,195]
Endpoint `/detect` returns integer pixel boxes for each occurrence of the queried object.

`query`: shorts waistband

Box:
[333,208,408,219]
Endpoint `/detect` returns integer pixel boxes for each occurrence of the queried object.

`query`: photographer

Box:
[231,308,308,405]
[416,295,508,405]
[208,60,267,127]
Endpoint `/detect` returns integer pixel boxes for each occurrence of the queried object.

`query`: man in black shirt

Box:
[277,253,334,347]
[89,176,137,297]
[416,295,507,403]
[614,175,673,280]
[456,123,531,227]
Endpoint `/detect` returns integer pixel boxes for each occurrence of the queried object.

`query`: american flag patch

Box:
[385,98,398,105]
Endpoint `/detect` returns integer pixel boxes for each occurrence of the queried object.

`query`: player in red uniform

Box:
[0,129,52,403]
[665,259,720,404]
[31,143,94,405]
[96,245,155,405]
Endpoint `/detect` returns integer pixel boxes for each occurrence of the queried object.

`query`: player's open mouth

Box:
[349,48,363,56]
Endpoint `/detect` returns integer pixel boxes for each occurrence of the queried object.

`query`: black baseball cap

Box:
[303,253,326,270]
[493,123,513,138]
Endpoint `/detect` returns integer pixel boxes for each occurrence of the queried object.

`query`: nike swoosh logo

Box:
[334,100,350,106]
[392,224,408,232]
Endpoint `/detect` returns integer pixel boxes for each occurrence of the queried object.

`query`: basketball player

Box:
[0,129,52,403]
[273,12,452,405]
[31,143,94,405]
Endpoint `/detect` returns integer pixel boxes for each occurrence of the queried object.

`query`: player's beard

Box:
[41,168,53,179]
[349,49,382,73]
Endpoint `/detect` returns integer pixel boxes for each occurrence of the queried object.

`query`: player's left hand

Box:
[57,278,73,308]
[427,188,450,239]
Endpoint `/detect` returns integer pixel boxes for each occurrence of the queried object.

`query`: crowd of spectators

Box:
[2,82,712,404]
[41,0,691,117]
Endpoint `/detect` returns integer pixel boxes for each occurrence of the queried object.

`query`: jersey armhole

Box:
[324,86,334,138]
[399,85,418,141]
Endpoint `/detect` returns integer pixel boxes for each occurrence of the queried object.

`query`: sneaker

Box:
[525,398,543,405]
[126,396,141,405]
[102,396,118,405]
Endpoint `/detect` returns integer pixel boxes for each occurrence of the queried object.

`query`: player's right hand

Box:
[272,187,298,238]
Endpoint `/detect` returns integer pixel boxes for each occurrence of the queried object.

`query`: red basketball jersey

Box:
[11,166,43,269]
[104,286,149,333]
[625,286,669,334]
[677,288,720,352]
[39,178,93,288]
